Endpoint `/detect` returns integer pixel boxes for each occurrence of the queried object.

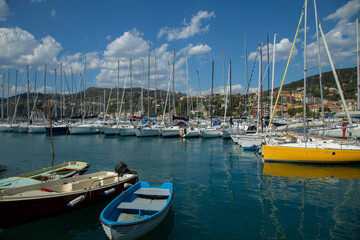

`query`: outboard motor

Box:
[115,162,130,175]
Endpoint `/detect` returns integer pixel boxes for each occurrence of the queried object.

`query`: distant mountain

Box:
[278,67,357,100]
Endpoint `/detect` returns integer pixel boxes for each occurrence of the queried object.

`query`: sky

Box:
[0,0,359,98]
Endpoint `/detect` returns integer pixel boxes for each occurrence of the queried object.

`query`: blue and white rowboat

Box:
[100,181,173,240]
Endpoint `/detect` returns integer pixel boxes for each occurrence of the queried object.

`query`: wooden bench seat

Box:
[117,202,166,212]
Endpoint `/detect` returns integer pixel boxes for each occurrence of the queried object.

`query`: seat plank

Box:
[134,188,170,197]
[117,202,165,212]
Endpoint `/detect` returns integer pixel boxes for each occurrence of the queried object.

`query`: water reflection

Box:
[263,162,360,180]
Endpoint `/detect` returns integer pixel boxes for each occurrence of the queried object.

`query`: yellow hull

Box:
[263,162,360,179]
[262,145,360,163]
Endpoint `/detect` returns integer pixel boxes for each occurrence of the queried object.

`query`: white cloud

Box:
[158,10,215,41]
[0,0,9,21]
[324,0,360,24]
[51,9,57,18]
[106,35,111,41]
[31,0,46,2]
[104,29,149,59]
[189,44,211,56]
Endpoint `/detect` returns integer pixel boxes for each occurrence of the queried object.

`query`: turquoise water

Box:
[0,133,360,239]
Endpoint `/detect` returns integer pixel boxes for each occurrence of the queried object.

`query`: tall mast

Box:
[211,60,214,127]
[60,63,63,121]
[196,70,200,119]
[117,60,120,120]
[154,52,158,116]
[7,68,10,122]
[270,34,277,116]
[257,42,262,133]
[229,59,232,116]
[84,56,87,119]
[314,0,325,137]
[70,66,74,118]
[186,55,189,118]
[27,66,30,121]
[130,58,133,118]
[14,70,17,121]
[141,59,144,115]
[147,43,150,119]
[357,18,359,110]
[222,48,226,96]
[1,75,4,121]
[44,64,47,111]
[54,69,57,118]
[172,48,176,115]
[267,33,270,118]
[303,0,308,142]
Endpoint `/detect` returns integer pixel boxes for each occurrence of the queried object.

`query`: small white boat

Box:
[0,161,91,189]
[161,126,181,138]
[183,126,201,138]
[201,127,222,138]
[0,163,138,228]
[69,123,104,135]
[135,125,161,137]
[27,124,47,133]
[100,181,173,240]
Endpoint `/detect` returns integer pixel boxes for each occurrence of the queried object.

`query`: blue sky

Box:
[0,0,359,98]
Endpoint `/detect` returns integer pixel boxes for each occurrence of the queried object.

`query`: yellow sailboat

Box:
[262,0,360,163]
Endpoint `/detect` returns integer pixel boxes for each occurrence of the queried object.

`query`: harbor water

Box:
[0,133,360,239]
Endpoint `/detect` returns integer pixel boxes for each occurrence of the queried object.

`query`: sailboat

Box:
[262,0,360,163]
[201,61,222,138]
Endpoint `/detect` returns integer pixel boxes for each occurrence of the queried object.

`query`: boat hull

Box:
[263,145,360,163]
[135,128,160,137]
[100,181,173,240]
[201,130,222,138]
[0,173,138,228]
[69,126,103,135]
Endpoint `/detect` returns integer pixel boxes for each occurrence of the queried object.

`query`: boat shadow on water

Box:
[0,201,175,240]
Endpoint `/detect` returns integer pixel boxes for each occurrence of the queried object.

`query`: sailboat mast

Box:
[197,70,199,119]
[141,59,144,115]
[14,71,17,121]
[314,0,325,138]
[54,69,57,118]
[267,33,270,118]
[172,48,176,116]
[147,44,150,119]
[60,63,63,121]
[186,55,189,118]
[229,59,232,116]
[1,75,4,121]
[222,48,226,96]
[7,68,10,122]
[70,66,74,118]
[84,56,87,119]
[44,64,47,112]
[357,18,359,110]
[154,52,158,116]
[117,60,120,120]
[303,0,308,141]
[130,58,133,118]
[257,42,262,133]
[270,34,276,116]
[211,60,214,127]
[27,66,30,121]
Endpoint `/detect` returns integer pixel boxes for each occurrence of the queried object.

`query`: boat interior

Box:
[0,172,133,197]
[115,188,170,222]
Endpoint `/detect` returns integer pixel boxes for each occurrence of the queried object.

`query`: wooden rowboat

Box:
[0,163,138,228]
[100,181,173,240]
[0,161,91,189]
